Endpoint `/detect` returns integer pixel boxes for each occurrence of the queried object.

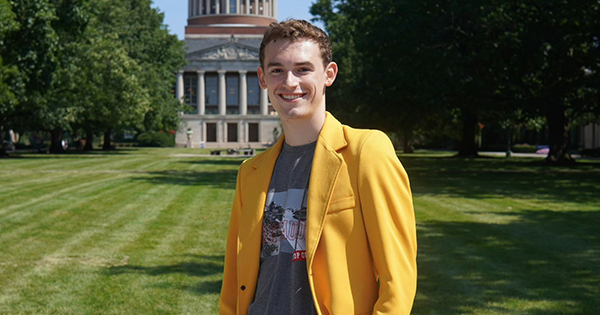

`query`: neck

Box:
[281,110,326,146]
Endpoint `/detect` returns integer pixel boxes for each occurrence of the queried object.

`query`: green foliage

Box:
[312,0,600,162]
[512,144,538,153]
[0,0,186,153]
[137,131,175,147]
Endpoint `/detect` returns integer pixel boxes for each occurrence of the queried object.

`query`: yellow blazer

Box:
[219,113,417,315]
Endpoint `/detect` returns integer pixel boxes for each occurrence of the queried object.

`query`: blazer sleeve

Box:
[357,131,417,315]
[219,164,244,315]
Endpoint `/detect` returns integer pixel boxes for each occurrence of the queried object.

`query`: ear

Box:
[324,61,338,87]
[257,66,267,89]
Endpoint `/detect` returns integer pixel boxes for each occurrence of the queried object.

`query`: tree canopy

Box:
[0,0,186,154]
[312,0,600,162]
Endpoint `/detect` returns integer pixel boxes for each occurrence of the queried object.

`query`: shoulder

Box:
[342,125,396,158]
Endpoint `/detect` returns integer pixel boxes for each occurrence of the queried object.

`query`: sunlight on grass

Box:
[0,148,598,314]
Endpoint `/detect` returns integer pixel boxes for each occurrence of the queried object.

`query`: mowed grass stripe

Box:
[77,182,229,314]
[0,178,156,309]
[0,178,139,269]
[0,182,184,314]
[0,172,130,216]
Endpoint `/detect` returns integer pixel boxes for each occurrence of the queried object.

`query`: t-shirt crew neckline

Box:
[282,140,317,154]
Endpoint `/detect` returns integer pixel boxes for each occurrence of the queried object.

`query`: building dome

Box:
[186,0,277,35]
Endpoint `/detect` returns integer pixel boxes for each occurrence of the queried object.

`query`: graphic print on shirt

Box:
[261,189,308,262]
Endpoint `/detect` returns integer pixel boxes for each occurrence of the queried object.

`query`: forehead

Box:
[263,39,322,65]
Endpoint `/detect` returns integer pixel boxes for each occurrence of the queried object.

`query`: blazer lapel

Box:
[238,136,284,289]
[305,113,348,271]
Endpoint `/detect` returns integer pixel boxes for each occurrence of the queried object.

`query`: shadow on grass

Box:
[403,157,600,205]
[130,170,237,189]
[104,254,225,295]
[178,159,245,166]
[105,255,224,278]
[413,210,600,315]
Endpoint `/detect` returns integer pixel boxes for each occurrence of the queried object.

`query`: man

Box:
[219,19,417,315]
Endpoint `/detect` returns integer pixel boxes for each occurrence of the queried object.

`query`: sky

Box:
[151,0,324,40]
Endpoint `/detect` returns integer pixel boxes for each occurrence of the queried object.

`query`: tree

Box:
[483,1,600,163]
[312,0,506,156]
[313,0,600,162]
[0,0,58,155]
[87,0,186,149]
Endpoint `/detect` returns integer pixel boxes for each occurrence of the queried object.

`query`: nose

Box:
[282,70,299,88]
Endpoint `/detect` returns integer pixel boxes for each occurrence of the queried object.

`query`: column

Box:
[218,120,224,143]
[197,71,205,115]
[239,120,245,144]
[261,0,265,15]
[176,71,184,104]
[272,0,277,19]
[218,70,226,116]
[245,0,249,14]
[206,0,210,14]
[236,0,240,14]
[188,0,192,18]
[239,71,247,115]
[198,0,203,15]
[226,0,230,14]
[216,0,220,14]
[260,87,268,115]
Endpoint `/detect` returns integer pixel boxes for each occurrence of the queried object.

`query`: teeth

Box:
[282,94,302,100]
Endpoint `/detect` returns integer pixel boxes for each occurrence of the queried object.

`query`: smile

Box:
[280,94,305,100]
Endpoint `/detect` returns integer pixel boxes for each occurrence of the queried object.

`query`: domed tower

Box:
[175,0,280,149]
[186,0,278,35]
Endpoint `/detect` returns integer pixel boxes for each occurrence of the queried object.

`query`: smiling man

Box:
[219,19,417,315]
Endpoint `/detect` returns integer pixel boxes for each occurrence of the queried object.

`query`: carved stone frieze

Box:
[189,43,259,61]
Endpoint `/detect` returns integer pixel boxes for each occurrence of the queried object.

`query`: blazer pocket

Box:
[328,196,355,213]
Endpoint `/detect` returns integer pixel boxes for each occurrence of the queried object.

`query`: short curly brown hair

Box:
[259,19,332,68]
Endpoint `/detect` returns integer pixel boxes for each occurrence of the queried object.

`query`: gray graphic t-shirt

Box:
[248,141,318,315]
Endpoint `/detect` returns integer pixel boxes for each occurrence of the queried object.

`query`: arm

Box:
[219,165,244,315]
[358,131,417,315]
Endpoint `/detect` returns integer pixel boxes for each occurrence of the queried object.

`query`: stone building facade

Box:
[175,0,281,148]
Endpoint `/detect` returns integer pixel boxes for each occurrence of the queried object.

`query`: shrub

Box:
[137,132,175,147]
[512,144,537,153]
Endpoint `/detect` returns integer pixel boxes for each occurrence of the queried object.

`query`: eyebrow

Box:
[267,61,315,68]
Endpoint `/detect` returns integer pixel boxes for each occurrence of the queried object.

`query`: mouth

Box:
[279,93,306,101]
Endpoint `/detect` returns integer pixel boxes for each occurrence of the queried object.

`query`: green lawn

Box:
[1,148,598,314]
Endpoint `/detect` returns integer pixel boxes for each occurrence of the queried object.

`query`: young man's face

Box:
[258,39,337,122]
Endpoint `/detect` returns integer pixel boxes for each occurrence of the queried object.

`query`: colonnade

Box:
[189,0,277,18]
[176,70,269,116]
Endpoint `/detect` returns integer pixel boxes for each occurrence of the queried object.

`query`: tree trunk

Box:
[49,128,65,153]
[84,130,94,151]
[546,105,575,164]
[402,126,414,154]
[102,129,112,150]
[0,119,7,157]
[458,111,479,157]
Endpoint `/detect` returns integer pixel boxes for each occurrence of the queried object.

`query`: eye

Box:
[270,68,283,74]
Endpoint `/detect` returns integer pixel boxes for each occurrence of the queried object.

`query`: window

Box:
[205,74,218,106]
[226,73,239,114]
[206,123,217,142]
[249,123,259,142]
[184,74,197,105]
[247,74,260,105]
[227,123,238,142]
[247,74,260,114]
[229,0,236,13]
